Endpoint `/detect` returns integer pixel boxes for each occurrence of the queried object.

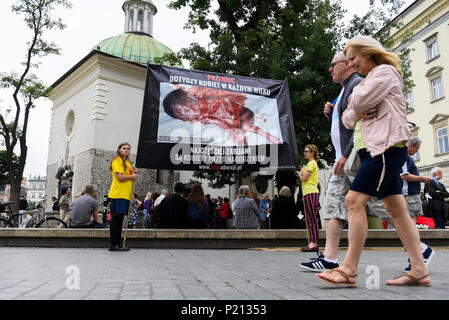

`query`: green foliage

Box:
[343,0,415,109]
[0,150,19,185]
[165,0,346,189]
[192,170,251,189]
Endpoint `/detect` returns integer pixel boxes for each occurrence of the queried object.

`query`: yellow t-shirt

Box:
[108,157,133,200]
[354,121,366,151]
[302,159,319,195]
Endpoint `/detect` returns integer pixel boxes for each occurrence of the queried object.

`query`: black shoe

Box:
[404,246,435,271]
[299,252,339,272]
[109,245,130,252]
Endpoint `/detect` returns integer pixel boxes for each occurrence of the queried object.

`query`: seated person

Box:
[70,185,103,228]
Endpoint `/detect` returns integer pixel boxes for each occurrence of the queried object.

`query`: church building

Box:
[45,0,177,203]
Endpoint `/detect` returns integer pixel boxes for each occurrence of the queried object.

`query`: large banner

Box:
[136,64,299,172]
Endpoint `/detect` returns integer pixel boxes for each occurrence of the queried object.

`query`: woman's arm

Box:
[115,172,137,182]
[341,103,361,130]
[348,65,398,113]
[299,170,312,182]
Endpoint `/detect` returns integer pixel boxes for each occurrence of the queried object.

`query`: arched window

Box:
[65,110,75,137]
[138,9,144,32]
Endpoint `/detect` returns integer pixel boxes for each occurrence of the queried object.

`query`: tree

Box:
[0,150,20,186]
[343,0,415,109]
[167,0,346,190]
[0,0,72,211]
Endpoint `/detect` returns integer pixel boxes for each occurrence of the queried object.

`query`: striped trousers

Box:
[303,192,320,244]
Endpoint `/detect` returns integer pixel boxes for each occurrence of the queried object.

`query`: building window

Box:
[437,127,449,154]
[137,9,144,32]
[65,110,75,137]
[426,36,439,62]
[431,76,444,101]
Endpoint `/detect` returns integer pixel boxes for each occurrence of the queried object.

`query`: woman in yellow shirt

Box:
[299,144,320,252]
[108,142,138,251]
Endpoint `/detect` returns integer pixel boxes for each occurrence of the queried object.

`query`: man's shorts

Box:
[323,164,354,220]
[405,194,423,217]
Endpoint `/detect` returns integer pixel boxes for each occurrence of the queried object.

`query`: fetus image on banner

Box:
[160,84,283,146]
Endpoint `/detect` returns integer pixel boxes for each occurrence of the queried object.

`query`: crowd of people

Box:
[122,183,308,232]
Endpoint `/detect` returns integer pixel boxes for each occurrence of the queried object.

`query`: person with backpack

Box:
[186,183,209,229]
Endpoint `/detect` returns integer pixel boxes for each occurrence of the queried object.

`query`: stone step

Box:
[1,228,448,248]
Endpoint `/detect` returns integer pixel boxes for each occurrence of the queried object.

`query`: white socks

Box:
[323,257,338,264]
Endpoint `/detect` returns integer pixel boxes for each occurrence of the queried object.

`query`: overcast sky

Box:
[0,0,413,179]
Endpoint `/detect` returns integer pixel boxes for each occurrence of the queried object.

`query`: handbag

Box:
[344,147,361,176]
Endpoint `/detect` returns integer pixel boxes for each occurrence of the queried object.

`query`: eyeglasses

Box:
[304,150,311,153]
[330,60,345,69]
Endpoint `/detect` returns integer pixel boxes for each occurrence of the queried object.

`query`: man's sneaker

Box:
[404,246,435,271]
[299,252,339,272]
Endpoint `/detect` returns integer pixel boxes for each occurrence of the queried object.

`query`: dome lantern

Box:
[122,0,157,36]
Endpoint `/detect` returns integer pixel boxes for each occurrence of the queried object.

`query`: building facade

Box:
[0,178,28,202]
[27,175,46,204]
[389,0,449,183]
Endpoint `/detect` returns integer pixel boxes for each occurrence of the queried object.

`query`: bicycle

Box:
[0,202,68,228]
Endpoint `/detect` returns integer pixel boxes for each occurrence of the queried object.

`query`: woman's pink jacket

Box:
[342,64,410,157]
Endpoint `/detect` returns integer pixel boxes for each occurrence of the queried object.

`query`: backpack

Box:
[189,200,208,223]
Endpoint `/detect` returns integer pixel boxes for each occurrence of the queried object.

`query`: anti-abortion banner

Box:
[136,64,299,172]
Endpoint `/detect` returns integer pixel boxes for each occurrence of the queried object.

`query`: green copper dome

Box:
[93,32,181,67]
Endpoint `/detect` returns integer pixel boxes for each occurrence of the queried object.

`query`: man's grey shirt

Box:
[334,72,363,159]
[70,194,98,227]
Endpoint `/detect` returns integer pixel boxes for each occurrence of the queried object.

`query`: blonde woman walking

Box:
[317,36,430,287]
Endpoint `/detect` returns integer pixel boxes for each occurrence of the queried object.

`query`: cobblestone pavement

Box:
[0,247,448,300]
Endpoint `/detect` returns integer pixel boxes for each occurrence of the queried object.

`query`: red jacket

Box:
[220,202,230,219]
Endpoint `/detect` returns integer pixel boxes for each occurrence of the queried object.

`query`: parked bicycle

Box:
[0,201,68,228]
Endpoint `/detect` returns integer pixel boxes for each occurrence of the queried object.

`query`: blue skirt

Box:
[110,198,130,215]
[350,147,407,199]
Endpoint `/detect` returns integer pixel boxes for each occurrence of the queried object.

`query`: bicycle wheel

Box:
[0,217,14,228]
[36,217,68,228]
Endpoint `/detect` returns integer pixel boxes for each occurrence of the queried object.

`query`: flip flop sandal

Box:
[387,273,431,287]
[316,268,357,288]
